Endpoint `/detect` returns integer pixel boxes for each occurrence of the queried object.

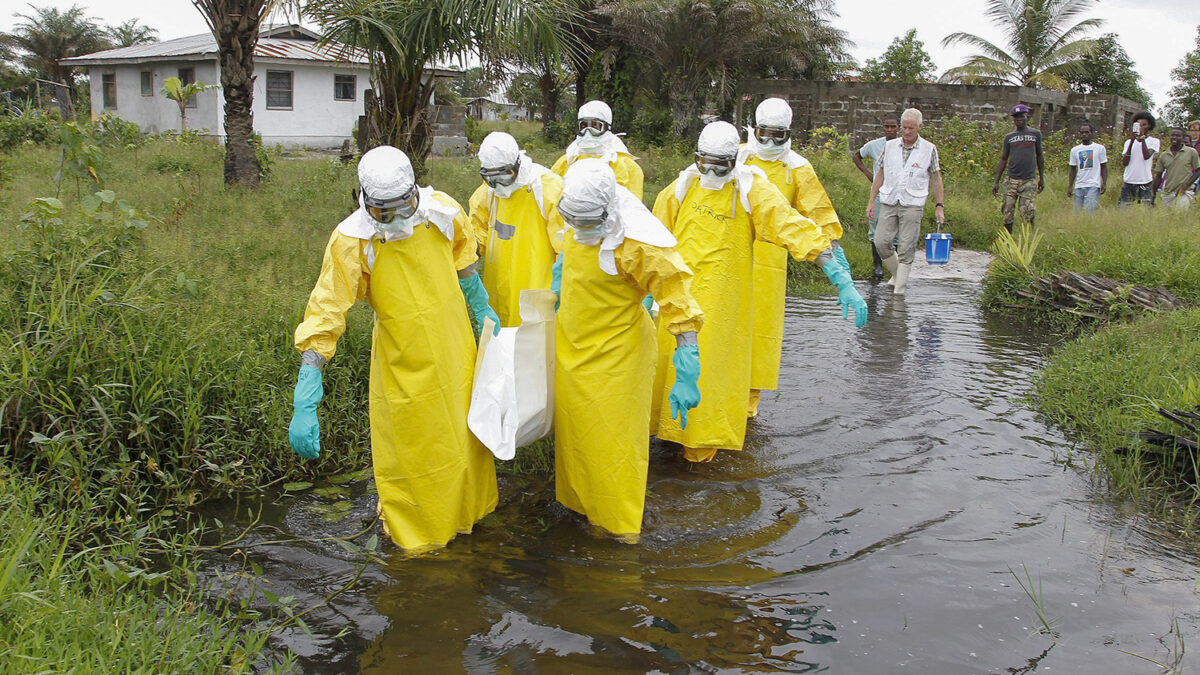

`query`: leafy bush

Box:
[90,113,143,149]
[627,107,674,147]
[0,109,59,151]
[151,153,198,175]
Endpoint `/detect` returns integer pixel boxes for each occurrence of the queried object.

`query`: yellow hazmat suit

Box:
[552,153,645,201]
[651,170,831,463]
[294,191,498,551]
[556,228,702,539]
[468,172,565,326]
[742,151,842,413]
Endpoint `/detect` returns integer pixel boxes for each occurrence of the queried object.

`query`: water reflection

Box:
[198,278,1199,673]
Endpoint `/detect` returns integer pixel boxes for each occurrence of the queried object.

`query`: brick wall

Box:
[738,80,1142,149]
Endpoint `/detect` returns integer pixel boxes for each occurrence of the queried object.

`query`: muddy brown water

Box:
[201,256,1199,673]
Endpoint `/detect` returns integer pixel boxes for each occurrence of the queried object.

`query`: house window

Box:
[334,74,356,101]
[178,67,197,108]
[266,71,293,110]
[140,71,153,96]
[102,73,117,109]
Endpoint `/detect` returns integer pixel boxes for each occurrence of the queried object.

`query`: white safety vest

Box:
[879,137,934,207]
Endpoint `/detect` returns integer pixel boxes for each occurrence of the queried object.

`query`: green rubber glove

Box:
[288,365,322,460]
[669,344,701,429]
[459,273,501,336]
[822,258,868,328]
[551,252,563,311]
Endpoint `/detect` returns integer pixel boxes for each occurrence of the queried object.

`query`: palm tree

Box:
[0,4,111,108]
[308,0,579,172]
[939,0,1102,90]
[105,19,159,48]
[161,77,219,131]
[598,0,850,137]
[192,0,271,188]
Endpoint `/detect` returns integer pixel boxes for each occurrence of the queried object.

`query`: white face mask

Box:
[699,172,732,190]
[573,228,605,246]
[575,132,608,155]
[750,134,788,160]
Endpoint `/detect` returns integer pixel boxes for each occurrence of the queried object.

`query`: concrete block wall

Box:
[739,80,1143,149]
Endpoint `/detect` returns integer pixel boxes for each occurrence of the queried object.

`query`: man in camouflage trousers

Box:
[992,103,1044,233]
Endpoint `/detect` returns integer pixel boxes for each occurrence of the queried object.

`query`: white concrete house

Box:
[61,25,457,148]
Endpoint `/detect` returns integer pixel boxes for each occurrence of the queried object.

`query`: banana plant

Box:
[161,77,219,131]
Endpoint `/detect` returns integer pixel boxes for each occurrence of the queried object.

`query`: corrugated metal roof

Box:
[60,32,370,66]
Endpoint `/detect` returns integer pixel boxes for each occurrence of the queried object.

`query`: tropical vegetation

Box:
[859,28,936,83]
[940,0,1101,90]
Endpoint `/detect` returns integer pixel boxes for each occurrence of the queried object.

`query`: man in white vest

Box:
[866,108,945,295]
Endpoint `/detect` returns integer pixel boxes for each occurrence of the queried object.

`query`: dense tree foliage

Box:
[1164,26,1200,125]
[0,5,110,92]
[1063,33,1150,107]
[105,19,160,48]
[308,0,579,168]
[859,29,936,83]
[597,0,850,137]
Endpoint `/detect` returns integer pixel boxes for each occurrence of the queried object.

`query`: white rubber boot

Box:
[881,254,899,287]
[893,262,912,295]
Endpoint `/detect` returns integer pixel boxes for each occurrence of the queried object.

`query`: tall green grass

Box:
[0,471,280,672]
[1032,309,1200,523]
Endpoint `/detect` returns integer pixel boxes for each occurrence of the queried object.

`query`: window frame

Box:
[266,70,294,110]
[177,67,198,109]
[334,73,356,101]
[140,70,153,97]
[101,73,117,109]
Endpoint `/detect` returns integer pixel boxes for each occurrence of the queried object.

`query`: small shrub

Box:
[151,154,198,175]
[90,113,143,149]
[0,109,59,151]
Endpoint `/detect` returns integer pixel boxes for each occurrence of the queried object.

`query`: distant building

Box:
[60,25,459,148]
[466,96,532,122]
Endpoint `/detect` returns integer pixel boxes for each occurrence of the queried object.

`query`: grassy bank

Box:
[1032,309,1200,525]
[0,472,280,671]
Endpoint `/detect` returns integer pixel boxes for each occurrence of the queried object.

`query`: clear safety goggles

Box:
[694,152,736,177]
[558,199,609,233]
[363,184,419,224]
[479,157,521,188]
[577,118,610,137]
[753,125,790,146]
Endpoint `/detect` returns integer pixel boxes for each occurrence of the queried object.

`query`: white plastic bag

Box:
[468,289,556,459]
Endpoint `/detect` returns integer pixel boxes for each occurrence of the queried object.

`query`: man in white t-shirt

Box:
[1066,122,1107,213]
[1119,111,1160,207]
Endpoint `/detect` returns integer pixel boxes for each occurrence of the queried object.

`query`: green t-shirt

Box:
[1155,145,1200,193]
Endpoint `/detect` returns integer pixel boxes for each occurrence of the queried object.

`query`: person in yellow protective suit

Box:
[650,122,868,464]
[551,158,704,540]
[737,97,845,418]
[288,146,500,552]
[551,100,645,200]
[469,131,565,326]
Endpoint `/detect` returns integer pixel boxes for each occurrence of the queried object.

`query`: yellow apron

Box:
[554,232,658,539]
[651,179,755,452]
[650,173,829,457]
[295,197,498,551]
[551,152,645,200]
[743,155,842,392]
[469,174,563,326]
[367,226,498,550]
